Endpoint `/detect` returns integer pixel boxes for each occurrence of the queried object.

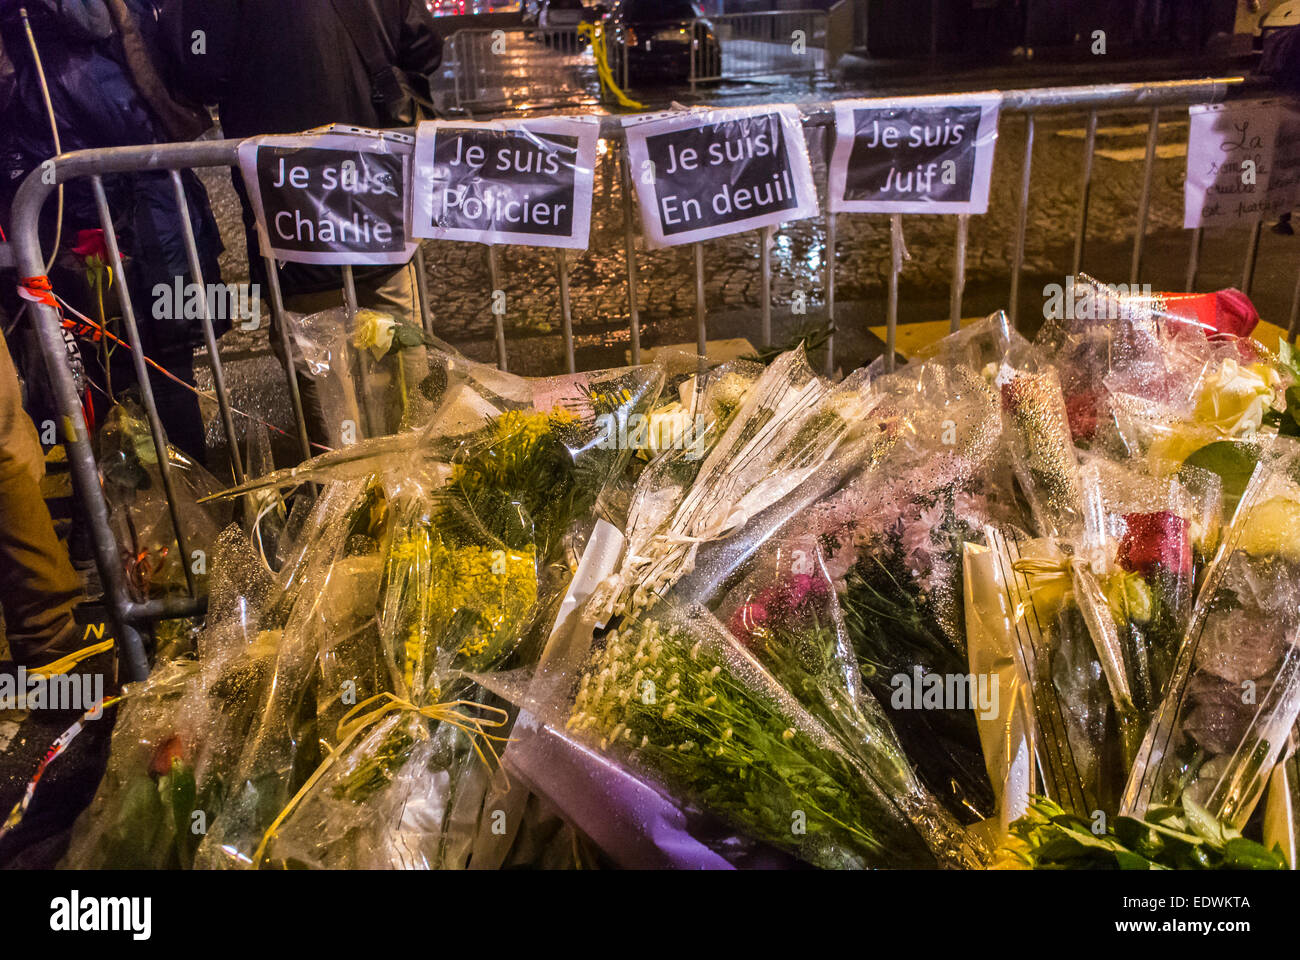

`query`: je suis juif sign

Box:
[828,93,1000,214]
[623,105,819,248]
[237,126,416,265]
[411,117,599,248]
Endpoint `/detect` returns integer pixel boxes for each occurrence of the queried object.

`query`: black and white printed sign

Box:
[1184,98,1300,228]
[411,117,599,248]
[237,127,416,266]
[623,105,819,248]
[829,94,1000,214]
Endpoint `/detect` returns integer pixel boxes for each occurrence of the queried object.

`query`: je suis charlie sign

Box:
[238,126,416,266]
[623,105,819,248]
[829,93,1000,214]
[411,117,599,248]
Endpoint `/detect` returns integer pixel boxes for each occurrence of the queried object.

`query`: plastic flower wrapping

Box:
[61,277,1300,869]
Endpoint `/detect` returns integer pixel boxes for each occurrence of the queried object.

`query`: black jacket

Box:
[160,0,442,296]
[162,0,442,138]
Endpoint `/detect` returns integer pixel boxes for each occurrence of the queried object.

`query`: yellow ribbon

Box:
[578,23,646,110]
[252,691,512,867]
[29,638,115,677]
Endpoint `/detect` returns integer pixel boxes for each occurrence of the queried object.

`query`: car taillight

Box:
[625,26,638,46]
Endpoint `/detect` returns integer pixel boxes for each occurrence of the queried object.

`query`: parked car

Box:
[540,0,586,30]
[524,0,589,47]
[604,0,720,86]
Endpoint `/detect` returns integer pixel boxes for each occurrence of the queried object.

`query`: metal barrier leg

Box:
[90,177,199,599]
[694,243,707,357]
[1130,107,1159,286]
[556,249,576,373]
[169,171,244,485]
[951,213,969,333]
[1241,220,1263,297]
[1289,262,1300,344]
[413,245,434,339]
[886,213,902,372]
[1185,227,1203,292]
[341,265,376,436]
[1072,109,1098,277]
[262,256,312,461]
[621,147,642,366]
[488,245,509,371]
[1009,114,1035,330]
[825,212,837,375]
[760,226,773,349]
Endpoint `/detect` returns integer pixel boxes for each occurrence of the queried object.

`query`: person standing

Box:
[0,0,225,466]
[162,0,443,450]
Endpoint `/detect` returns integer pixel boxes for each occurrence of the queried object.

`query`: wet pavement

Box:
[186,52,1297,476]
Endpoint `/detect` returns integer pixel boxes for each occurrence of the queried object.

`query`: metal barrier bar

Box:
[759,226,773,348]
[1185,227,1203,292]
[1289,263,1300,343]
[413,245,433,339]
[1009,113,1035,328]
[341,264,377,437]
[621,146,642,366]
[90,176,198,600]
[950,214,969,333]
[1242,220,1263,297]
[556,249,576,373]
[825,213,836,374]
[694,243,707,356]
[262,255,312,462]
[886,214,902,372]
[1130,107,1159,285]
[170,171,244,485]
[488,245,508,371]
[1072,109,1098,276]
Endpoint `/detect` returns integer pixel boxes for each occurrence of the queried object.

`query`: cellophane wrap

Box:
[1123,438,1300,829]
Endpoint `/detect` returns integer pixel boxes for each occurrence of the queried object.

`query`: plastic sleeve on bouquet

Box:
[1122,441,1300,829]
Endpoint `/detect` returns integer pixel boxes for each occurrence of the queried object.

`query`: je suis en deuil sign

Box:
[623,105,819,248]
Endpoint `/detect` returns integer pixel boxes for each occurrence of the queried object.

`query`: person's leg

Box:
[0,331,82,667]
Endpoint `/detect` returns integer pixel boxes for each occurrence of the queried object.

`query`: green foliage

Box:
[999,796,1289,870]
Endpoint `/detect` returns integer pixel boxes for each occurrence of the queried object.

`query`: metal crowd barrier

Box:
[690,10,831,88]
[440,8,835,112]
[440,25,600,112]
[9,75,1291,681]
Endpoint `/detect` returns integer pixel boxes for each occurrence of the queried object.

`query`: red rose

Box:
[1117,511,1192,578]
[70,228,109,262]
[1064,390,1100,441]
[149,734,185,776]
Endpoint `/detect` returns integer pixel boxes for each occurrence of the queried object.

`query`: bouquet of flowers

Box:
[1123,439,1300,830]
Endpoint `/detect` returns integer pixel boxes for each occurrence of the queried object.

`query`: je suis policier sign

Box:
[624,105,819,248]
[829,94,1000,214]
[411,117,599,248]
[237,126,417,265]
